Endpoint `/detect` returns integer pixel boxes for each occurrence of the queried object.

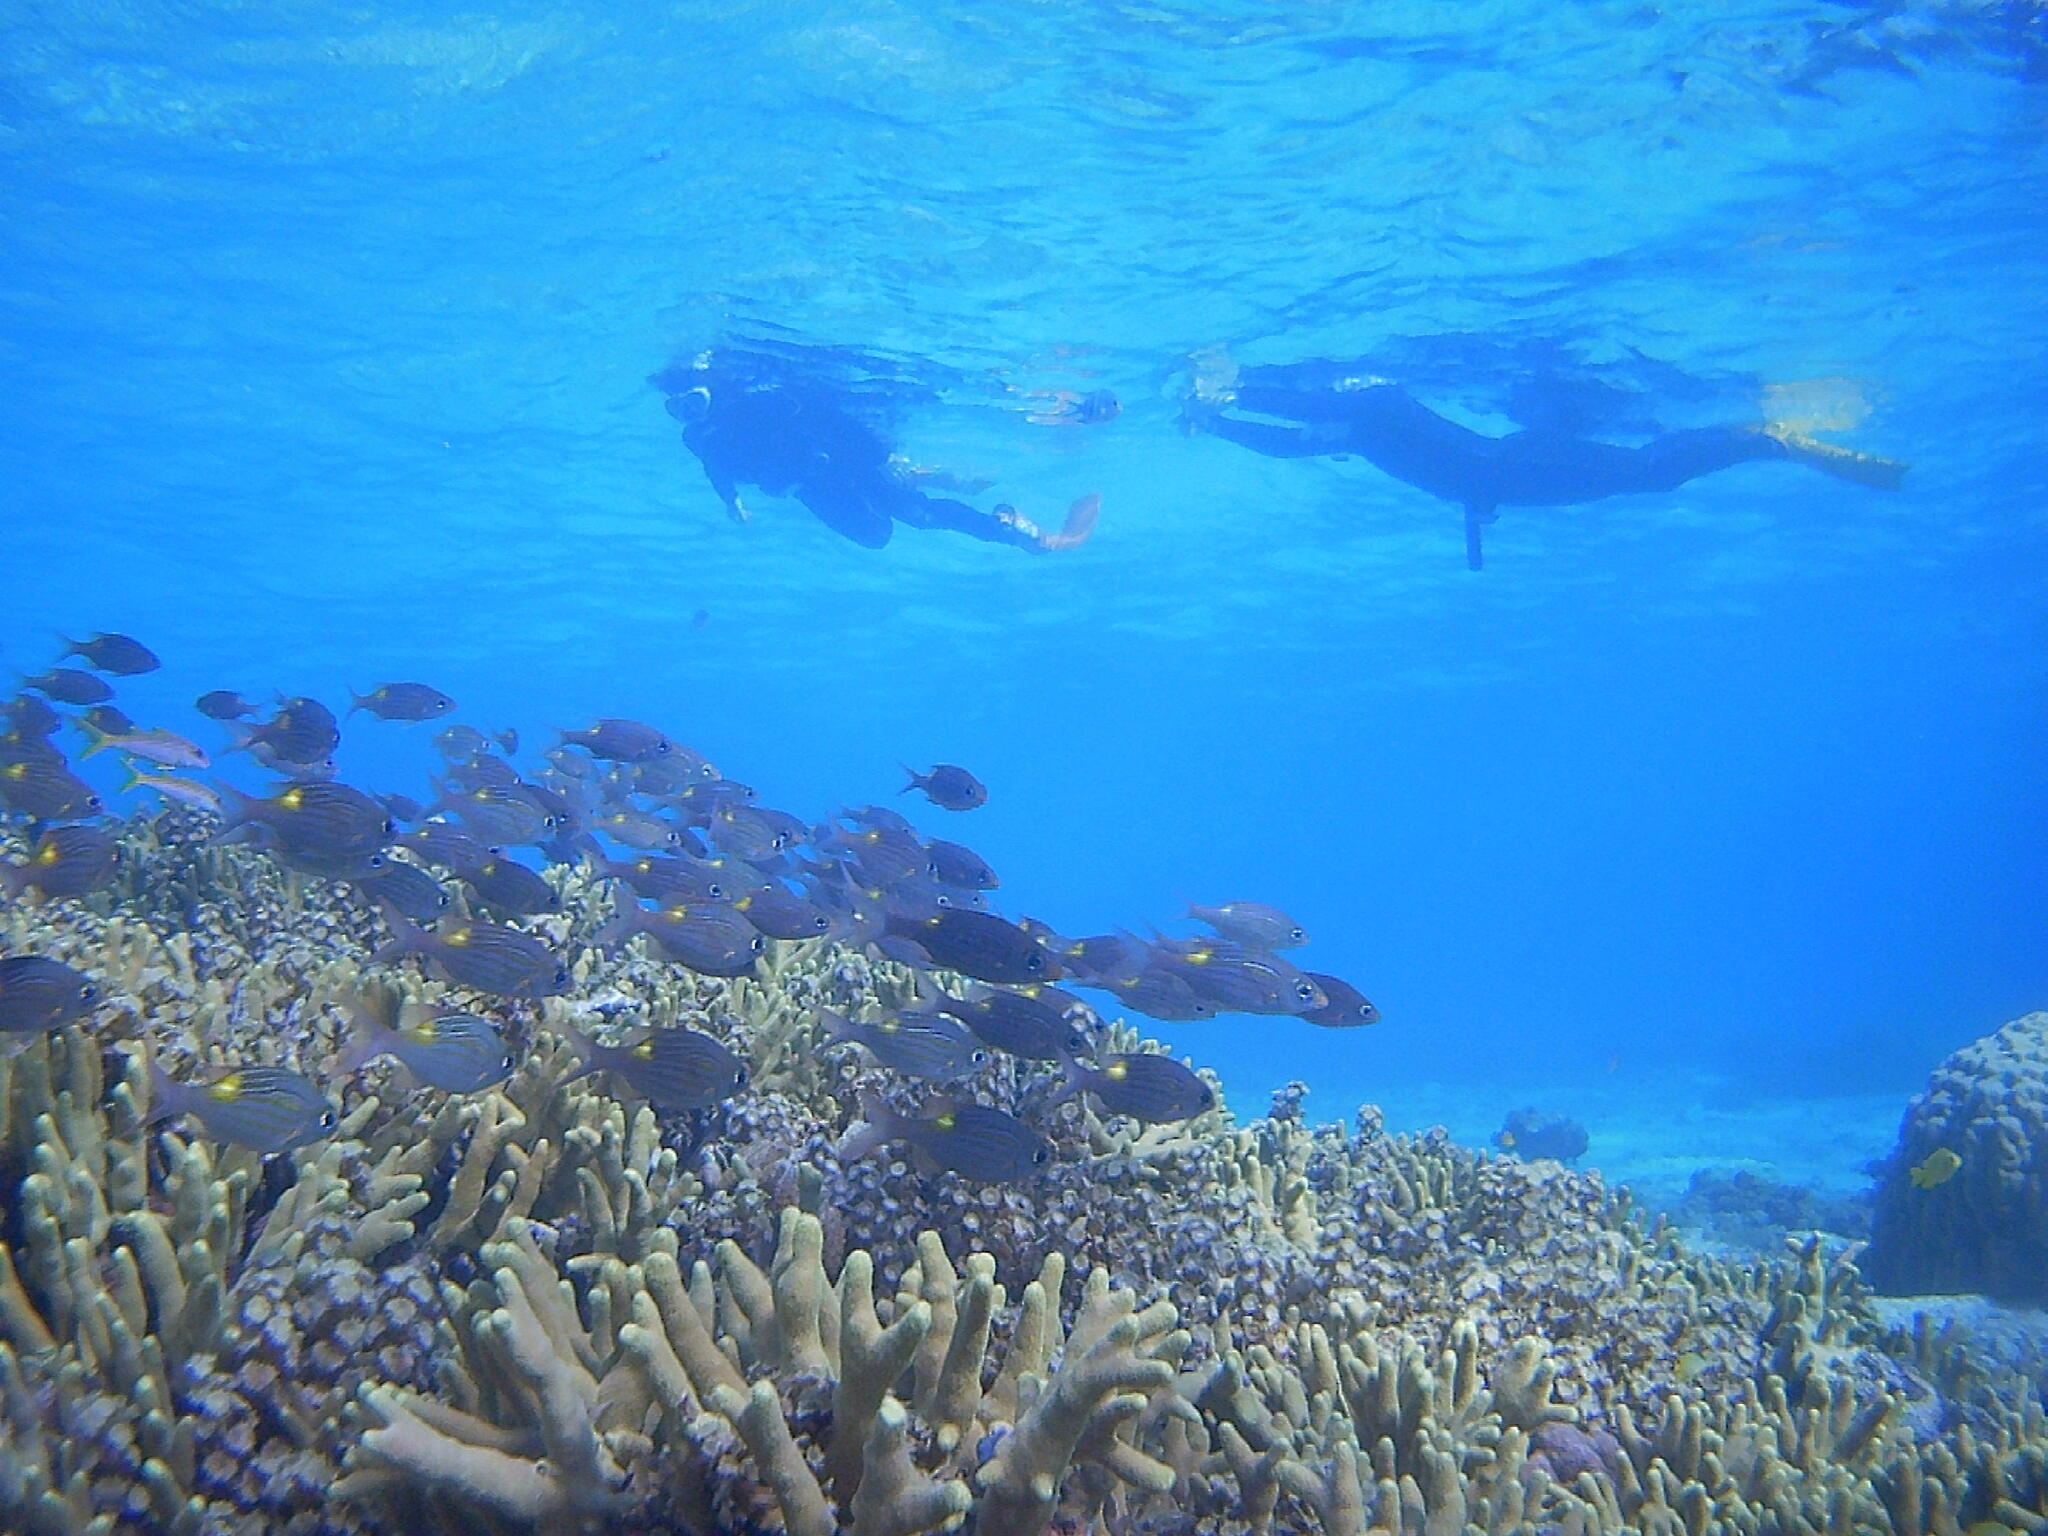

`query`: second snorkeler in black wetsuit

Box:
[653,353,1099,553]
[1185,355,1908,569]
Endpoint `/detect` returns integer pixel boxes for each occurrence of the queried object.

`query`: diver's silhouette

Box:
[654,352,1096,552]
[1186,356,1906,569]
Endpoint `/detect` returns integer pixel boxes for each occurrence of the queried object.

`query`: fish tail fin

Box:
[327,1000,391,1079]
[592,901,647,950]
[899,765,924,796]
[818,1008,855,1043]
[836,1090,904,1164]
[1046,1053,1088,1111]
[0,863,21,899]
[144,1046,183,1127]
[370,901,429,966]
[550,1018,601,1078]
[1037,492,1100,552]
[74,718,113,758]
[210,782,259,838]
[348,690,370,717]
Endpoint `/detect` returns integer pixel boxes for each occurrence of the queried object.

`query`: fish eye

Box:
[655,741,672,754]
[319,1110,337,1127]
[1026,954,1043,971]
[1032,1147,1049,1164]
[87,796,103,811]
[1200,1088,1215,1106]
[748,936,764,952]
[1296,983,1316,1001]
[971,1050,989,1065]
[380,818,395,835]
[501,1054,516,1069]
[1290,928,1305,943]
[553,966,571,986]
[80,983,100,1002]
[708,884,724,899]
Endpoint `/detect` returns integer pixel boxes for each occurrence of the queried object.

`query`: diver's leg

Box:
[1201,416,1330,459]
[798,482,895,548]
[1628,427,1791,490]
[1464,504,1495,571]
[889,491,1042,548]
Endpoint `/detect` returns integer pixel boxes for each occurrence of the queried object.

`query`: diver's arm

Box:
[684,430,750,521]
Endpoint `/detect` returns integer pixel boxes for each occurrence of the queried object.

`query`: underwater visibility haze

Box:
[2,3,2047,1534]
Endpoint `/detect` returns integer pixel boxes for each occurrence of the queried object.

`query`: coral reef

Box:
[4,815,2047,1536]
[1864,1010,2048,1304]
[1671,1167,1871,1255]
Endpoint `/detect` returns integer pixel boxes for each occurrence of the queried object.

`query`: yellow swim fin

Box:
[1762,425,1910,491]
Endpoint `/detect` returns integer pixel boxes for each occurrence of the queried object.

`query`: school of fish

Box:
[2,631,1379,1177]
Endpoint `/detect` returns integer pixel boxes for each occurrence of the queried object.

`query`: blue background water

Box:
[4,1,2044,1193]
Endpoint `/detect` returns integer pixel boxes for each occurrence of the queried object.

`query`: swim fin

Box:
[1762,426,1909,491]
[1039,493,1100,552]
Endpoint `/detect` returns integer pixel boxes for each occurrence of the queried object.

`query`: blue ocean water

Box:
[3,0,2044,1197]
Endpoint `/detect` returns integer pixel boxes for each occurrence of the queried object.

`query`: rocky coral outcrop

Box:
[1865,1010,2048,1304]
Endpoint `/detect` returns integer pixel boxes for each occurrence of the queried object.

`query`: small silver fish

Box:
[148,1061,337,1151]
[77,721,211,770]
[1188,901,1309,950]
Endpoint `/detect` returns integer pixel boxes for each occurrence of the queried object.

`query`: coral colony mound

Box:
[3,647,2048,1535]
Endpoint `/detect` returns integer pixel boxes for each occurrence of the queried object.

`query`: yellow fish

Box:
[1674,1352,1707,1385]
[1909,1148,1961,1189]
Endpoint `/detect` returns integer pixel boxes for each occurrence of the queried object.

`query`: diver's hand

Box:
[1037,493,1101,552]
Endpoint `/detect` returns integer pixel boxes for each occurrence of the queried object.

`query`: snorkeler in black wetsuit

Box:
[1186,357,1908,569]
[653,352,1097,552]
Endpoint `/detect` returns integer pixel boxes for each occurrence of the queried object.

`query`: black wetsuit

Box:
[1207,364,1791,568]
[658,368,1033,550]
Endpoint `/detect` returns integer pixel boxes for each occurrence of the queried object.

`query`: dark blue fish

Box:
[926,837,999,890]
[1299,972,1381,1027]
[375,909,571,998]
[218,781,393,861]
[379,793,428,824]
[730,882,834,940]
[0,754,103,821]
[1055,1052,1214,1123]
[350,683,456,721]
[24,668,113,706]
[149,1061,336,1152]
[838,1092,1048,1182]
[4,694,64,737]
[237,698,341,767]
[558,718,675,763]
[821,1008,989,1081]
[931,985,1093,1062]
[350,857,452,921]
[400,820,492,871]
[79,704,136,737]
[439,782,557,846]
[883,910,1059,984]
[0,826,121,900]
[1152,939,1326,1016]
[596,900,763,976]
[195,690,257,722]
[0,956,101,1034]
[460,855,560,917]
[593,852,729,904]
[901,763,986,812]
[559,1020,748,1111]
[61,632,159,675]
[334,998,515,1093]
